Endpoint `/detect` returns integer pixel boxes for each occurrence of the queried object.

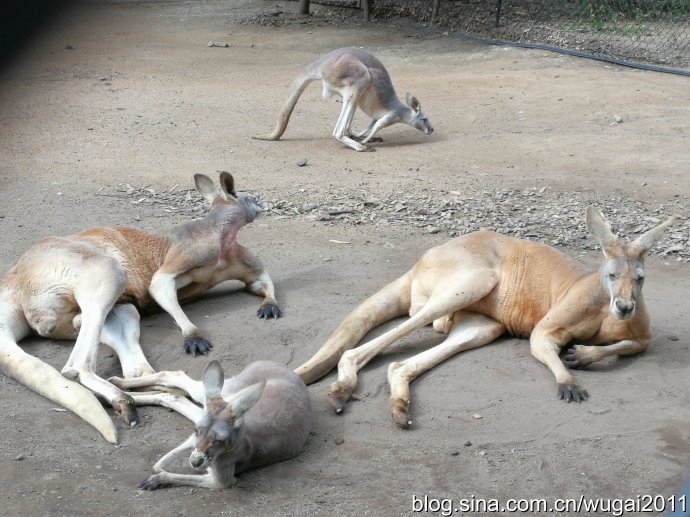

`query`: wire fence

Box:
[372,0,690,71]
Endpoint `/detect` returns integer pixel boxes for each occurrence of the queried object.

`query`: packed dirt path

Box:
[0,1,688,515]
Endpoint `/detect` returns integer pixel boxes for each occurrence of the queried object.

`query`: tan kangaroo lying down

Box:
[0,172,280,443]
[252,47,433,151]
[295,207,675,428]
[111,360,312,490]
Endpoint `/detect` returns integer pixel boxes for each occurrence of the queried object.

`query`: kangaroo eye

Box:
[607,272,617,280]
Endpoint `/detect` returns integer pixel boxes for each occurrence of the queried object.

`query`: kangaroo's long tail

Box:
[294,274,411,384]
[252,70,317,141]
[0,332,118,443]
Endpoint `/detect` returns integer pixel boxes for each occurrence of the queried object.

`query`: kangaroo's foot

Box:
[389,397,412,429]
[557,383,589,403]
[328,349,362,413]
[328,385,355,414]
[387,361,413,428]
[183,335,213,356]
[113,394,140,426]
[139,474,165,491]
[257,302,281,319]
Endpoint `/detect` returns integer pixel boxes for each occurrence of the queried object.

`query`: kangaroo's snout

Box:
[613,298,636,320]
[189,450,209,470]
[425,126,434,135]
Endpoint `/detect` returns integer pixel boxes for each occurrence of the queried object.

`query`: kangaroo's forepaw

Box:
[557,383,589,403]
[183,336,213,356]
[257,303,282,319]
[113,396,140,426]
[562,345,594,369]
[389,398,412,429]
[138,475,163,491]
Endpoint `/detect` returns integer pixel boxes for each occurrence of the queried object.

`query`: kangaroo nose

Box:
[427,127,434,134]
[190,454,205,468]
[615,299,635,316]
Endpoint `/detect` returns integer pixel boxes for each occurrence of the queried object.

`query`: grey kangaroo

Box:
[112,360,312,490]
[252,47,433,151]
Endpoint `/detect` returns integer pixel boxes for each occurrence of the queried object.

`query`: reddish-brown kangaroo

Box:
[0,172,280,443]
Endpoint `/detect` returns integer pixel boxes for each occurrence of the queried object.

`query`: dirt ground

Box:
[1,0,689,515]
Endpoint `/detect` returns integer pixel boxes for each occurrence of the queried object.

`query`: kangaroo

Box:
[252,47,433,151]
[0,172,281,443]
[110,360,312,490]
[294,207,675,428]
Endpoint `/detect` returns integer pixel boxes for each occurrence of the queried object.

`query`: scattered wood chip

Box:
[329,239,350,244]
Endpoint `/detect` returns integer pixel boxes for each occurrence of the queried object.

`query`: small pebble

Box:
[296,158,308,167]
[334,437,344,445]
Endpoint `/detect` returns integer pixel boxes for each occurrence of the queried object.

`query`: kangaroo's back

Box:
[75,226,173,309]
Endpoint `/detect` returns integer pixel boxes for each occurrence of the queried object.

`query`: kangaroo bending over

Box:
[110,360,312,490]
[252,47,433,151]
[294,207,675,428]
[0,172,281,443]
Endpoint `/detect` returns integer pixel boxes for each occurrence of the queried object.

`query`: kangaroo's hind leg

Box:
[329,270,499,413]
[61,256,141,426]
[332,70,371,151]
[99,303,155,379]
[387,312,504,428]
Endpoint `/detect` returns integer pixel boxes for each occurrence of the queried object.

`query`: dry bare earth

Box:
[0,1,689,515]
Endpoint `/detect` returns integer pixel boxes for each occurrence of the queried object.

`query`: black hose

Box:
[413,25,690,77]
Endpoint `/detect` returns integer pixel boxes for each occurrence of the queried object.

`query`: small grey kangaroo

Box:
[112,360,312,490]
[252,47,433,151]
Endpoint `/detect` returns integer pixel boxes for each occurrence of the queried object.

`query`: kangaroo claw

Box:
[558,383,589,403]
[183,336,213,356]
[257,303,282,319]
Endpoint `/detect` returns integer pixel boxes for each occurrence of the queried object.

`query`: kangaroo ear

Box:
[202,360,225,401]
[631,215,676,257]
[406,93,420,113]
[585,206,619,257]
[227,379,266,428]
[219,171,237,199]
[194,174,218,204]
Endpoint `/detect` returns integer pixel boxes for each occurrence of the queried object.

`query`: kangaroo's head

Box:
[189,361,266,470]
[404,93,433,135]
[586,206,675,321]
[194,172,263,224]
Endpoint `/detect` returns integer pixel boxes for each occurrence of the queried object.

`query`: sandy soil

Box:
[0,1,689,515]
